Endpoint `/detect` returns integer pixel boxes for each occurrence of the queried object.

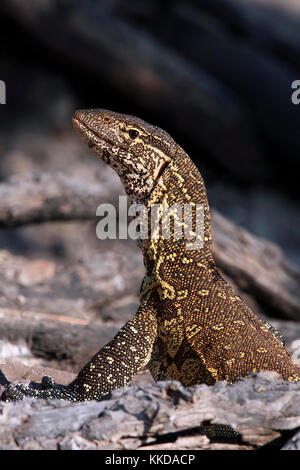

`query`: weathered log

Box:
[0,307,119,367]
[0,171,120,227]
[0,374,299,450]
[0,245,142,324]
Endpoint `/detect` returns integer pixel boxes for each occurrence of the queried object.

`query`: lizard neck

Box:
[138,151,215,300]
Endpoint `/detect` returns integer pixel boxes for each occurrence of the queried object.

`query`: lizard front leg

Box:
[2,302,157,402]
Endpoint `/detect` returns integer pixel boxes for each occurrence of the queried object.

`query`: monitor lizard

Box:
[3,109,300,402]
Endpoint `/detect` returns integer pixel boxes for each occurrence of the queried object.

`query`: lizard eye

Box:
[128,129,139,140]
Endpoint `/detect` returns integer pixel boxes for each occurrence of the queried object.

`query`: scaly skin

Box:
[3,109,300,402]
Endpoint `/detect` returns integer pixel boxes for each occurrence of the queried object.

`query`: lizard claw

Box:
[1,376,78,402]
[2,383,27,401]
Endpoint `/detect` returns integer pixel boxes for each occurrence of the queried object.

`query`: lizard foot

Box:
[1,376,80,402]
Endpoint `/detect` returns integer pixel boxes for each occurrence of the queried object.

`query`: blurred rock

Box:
[0,247,142,320]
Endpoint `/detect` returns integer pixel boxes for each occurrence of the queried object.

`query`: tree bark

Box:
[0,374,299,449]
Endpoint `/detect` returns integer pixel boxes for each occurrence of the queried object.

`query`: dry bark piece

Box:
[0,373,299,450]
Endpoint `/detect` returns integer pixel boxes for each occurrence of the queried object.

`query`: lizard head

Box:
[72,109,178,201]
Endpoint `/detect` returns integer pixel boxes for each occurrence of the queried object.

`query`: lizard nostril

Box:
[103,116,111,123]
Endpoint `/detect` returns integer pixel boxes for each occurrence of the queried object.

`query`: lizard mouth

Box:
[72,115,115,160]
